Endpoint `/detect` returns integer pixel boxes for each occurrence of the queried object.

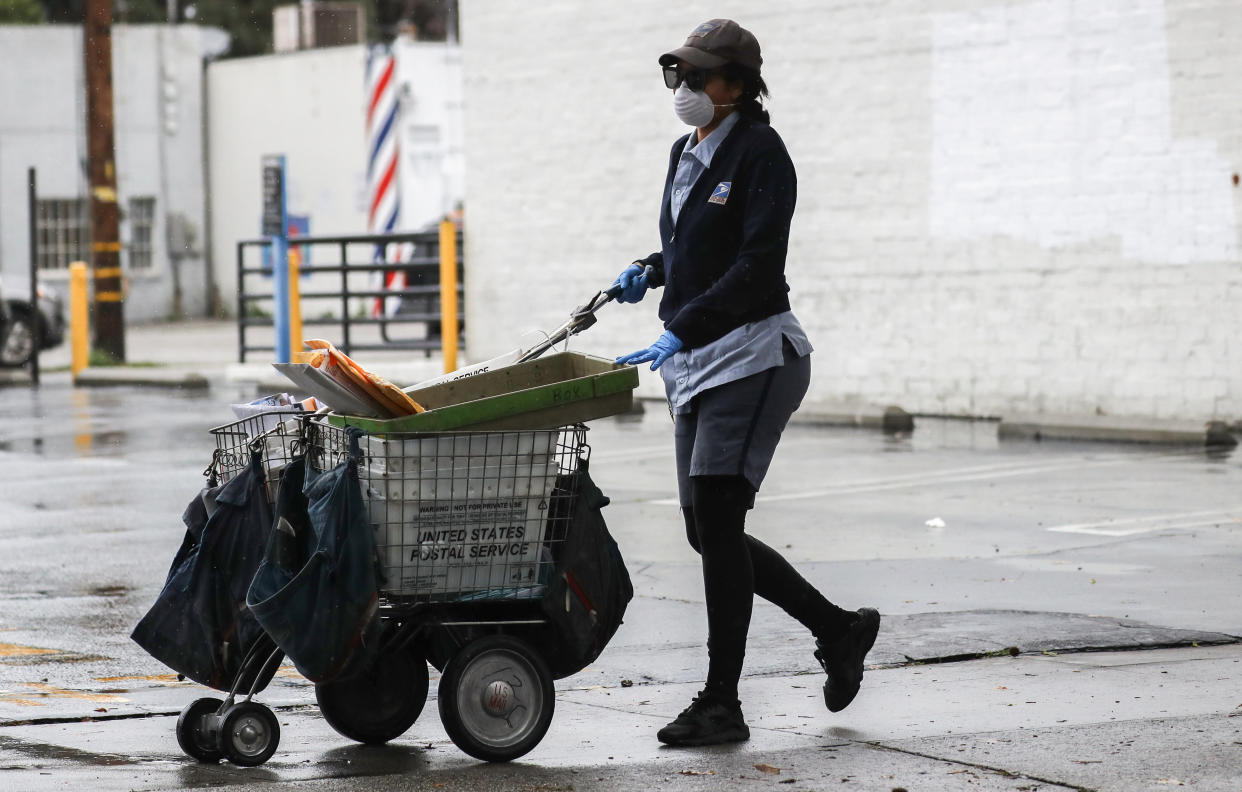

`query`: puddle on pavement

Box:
[314,742,432,775]
[0,432,130,458]
[87,585,130,598]
[0,642,109,666]
[905,417,1003,452]
[1,384,217,461]
[1185,445,1236,465]
[0,734,132,766]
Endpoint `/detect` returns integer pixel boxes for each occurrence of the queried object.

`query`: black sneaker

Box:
[656,692,750,746]
[814,607,881,712]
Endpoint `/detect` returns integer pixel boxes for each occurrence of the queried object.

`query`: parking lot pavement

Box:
[1,644,1238,791]
[1,378,1240,789]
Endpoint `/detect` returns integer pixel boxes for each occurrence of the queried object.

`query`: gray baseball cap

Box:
[659,19,762,72]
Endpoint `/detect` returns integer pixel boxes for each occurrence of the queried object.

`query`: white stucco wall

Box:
[458,0,1242,421]
[0,24,224,322]
[205,40,463,318]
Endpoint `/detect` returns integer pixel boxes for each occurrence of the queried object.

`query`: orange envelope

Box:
[302,340,425,417]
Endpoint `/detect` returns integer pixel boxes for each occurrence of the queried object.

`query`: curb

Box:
[73,366,210,389]
[792,401,915,434]
[998,413,1237,447]
[0,371,34,387]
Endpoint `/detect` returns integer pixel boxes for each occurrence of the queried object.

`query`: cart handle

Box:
[515,282,620,364]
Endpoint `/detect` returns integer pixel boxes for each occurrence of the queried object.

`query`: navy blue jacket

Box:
[640,116,796,349]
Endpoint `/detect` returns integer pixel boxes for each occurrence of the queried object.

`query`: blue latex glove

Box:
[616,330,683,371]
[611,263,650,304]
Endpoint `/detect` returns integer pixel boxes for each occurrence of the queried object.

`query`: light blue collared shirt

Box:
[662,312,813,415]
[659,111,813,414]
[669,111,741,225]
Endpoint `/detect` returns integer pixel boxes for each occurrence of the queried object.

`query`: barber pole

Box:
[366,45,406,317]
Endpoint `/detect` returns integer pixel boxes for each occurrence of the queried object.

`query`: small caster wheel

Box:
[317,647,429,744]
[438,634,554,762]
[176,697,224,763]
[217,701,280,766]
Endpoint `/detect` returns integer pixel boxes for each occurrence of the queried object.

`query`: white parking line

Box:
[1046,508,1242,536]
[646,450,1199,506]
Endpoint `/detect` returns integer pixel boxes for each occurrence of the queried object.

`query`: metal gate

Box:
[235,228,463,363]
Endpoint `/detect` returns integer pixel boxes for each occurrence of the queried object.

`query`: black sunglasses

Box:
[662,65,713,91]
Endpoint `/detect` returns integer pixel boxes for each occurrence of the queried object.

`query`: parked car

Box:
[0,275,66,367]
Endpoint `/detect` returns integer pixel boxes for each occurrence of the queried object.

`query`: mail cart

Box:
[167,349,637,766]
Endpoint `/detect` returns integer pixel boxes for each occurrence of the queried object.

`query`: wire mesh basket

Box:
[306,419,589,603]
[208,410,305,492]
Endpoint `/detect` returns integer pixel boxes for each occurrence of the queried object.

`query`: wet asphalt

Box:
[0,375,1240,791]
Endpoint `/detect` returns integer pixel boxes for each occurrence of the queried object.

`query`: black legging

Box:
[686,474,856,700]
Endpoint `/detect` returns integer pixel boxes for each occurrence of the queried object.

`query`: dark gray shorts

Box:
[673,346,811,507]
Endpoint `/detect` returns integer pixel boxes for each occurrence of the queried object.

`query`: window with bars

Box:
[128,196,156,271]
[35,198,90,272]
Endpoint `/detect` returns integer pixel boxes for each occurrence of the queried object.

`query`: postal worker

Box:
[613,19,882,747]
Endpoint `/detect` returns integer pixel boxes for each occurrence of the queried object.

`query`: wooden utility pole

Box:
[84,0,126,362]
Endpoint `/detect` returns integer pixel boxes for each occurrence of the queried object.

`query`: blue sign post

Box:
[262,155,291,363]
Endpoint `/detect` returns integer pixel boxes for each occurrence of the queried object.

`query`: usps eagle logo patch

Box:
[707,181,732,205]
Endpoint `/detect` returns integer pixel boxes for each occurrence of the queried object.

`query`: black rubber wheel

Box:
[316,647,430,744]
[217,701,280,767]
[0,307,35,368]
[438,634,555,762]
[176,697,224,763]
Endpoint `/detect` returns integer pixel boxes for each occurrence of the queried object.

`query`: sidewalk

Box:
[22,318,449,392]
[4,317,1234,445]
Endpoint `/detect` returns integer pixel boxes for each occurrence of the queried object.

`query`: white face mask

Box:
[674,83,718,128]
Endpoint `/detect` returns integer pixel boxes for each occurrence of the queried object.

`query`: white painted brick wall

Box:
[460,0,1242,421]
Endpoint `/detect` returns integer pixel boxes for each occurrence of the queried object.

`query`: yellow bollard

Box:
[68,261,90,379]
[288,245,303,356]
[439,219,459,373]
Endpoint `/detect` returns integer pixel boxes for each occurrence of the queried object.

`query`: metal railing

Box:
[235,229,463,363]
